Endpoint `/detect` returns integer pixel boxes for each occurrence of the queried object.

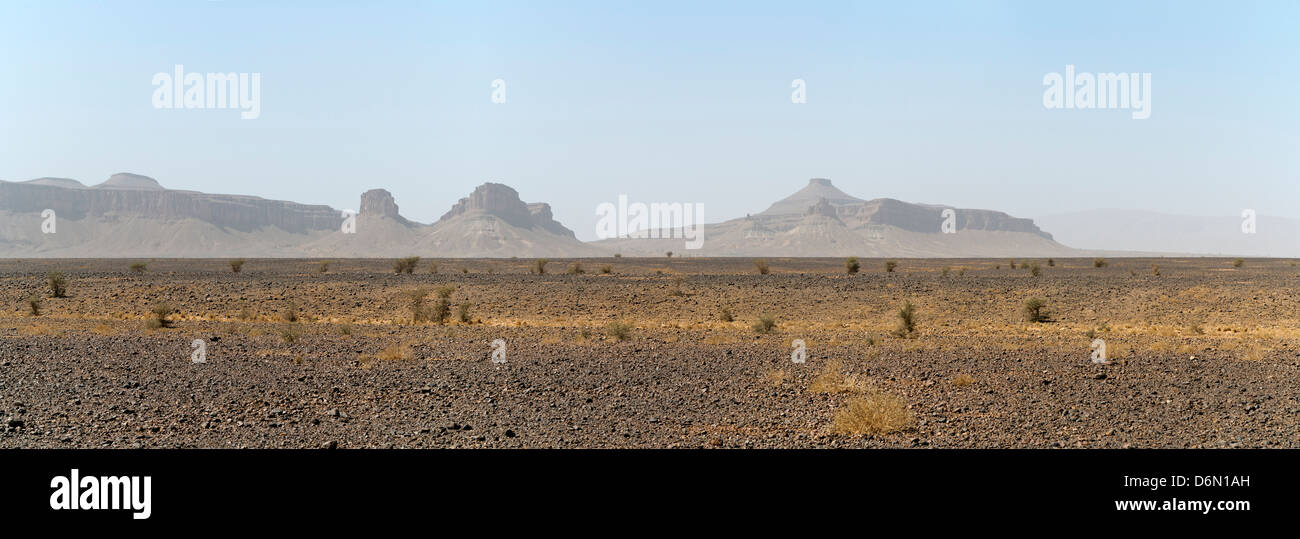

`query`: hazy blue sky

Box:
[2,1,1296,240]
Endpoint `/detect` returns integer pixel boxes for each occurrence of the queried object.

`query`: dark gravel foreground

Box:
[2,257,1298,448]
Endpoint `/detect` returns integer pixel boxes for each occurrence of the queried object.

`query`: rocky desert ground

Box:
[1,256,1297,449]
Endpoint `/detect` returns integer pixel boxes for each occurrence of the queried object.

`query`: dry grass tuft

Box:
[809,360,866,394]
[952,373,977,386]
[832,392,915,435]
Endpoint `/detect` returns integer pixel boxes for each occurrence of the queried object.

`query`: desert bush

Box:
[47,272,67,298]
[1022,297,1049,323]
[754,259,770,275]
[832,393,915,435]
[318,261,331,273]
[952,374,977,387]
[718,307,734,322]
[1093,258,1107,268]
[666,251,673,258]
[599,265,613,274]
[1047,258,1055,267]
[427,261,439,274]
[752,314,777,334]
[891,301,916,338]
[407,287,433,323]
[1029,262,1041,277]
[1232,258,1245,268]
[229,259,245,273]
[605,320,633,341]
[130,262,147,273]
[26,297,41,316]
[567,262,585,275]
[432,299,451,324]
[146,302,174,329]
[941,266,951,277]
[277,324,302,344]
[393,256,420,274]
[407,287,451,324]
[237,305,254,321]
[845,257,860,274]
[1151,264,1161,276]
[457,303,473,323]
[884,260,897,273]
[957,267,967,276]
[532,258,549,275]
[280,301,299,323]
[613,253,622,258]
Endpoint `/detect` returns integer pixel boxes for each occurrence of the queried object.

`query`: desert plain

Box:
[1,256,1297,449]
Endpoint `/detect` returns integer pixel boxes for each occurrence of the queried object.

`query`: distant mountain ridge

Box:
[8,173,1275,258]
[0,174,595,257]
[595,178,1069,257]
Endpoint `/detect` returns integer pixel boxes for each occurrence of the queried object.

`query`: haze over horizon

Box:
[2,1,1297,242]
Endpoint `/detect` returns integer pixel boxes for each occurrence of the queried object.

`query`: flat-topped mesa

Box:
[0,173,340,233]
[95,173,165,190]
[761,178,865,216]
[435,182,579,238]
[360,188,406,221]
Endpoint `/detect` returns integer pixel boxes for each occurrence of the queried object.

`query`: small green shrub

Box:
[845,257,860,274]
[229,259,246,273]
[754,259,770,275]
[752,314,777,334]
[393,256,420,274]
[884,261,897,273]
[606,321,633,341]
[47,272,67,298]
[147,302,174,329]
[432,299,451,325]
[1022,298,1049,323]
[891,301,916,338]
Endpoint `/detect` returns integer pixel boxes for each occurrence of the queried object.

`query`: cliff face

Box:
[846,199,1051,239]
[360,188,409,224]
[0,178,341,233]
[438,182,577,238]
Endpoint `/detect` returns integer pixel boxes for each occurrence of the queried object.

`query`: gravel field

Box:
[2,257,1298,448]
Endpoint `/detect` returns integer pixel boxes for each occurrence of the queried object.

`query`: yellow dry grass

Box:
[808,360,867,394]
[831,392,915,436]
[764,368,788,387]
